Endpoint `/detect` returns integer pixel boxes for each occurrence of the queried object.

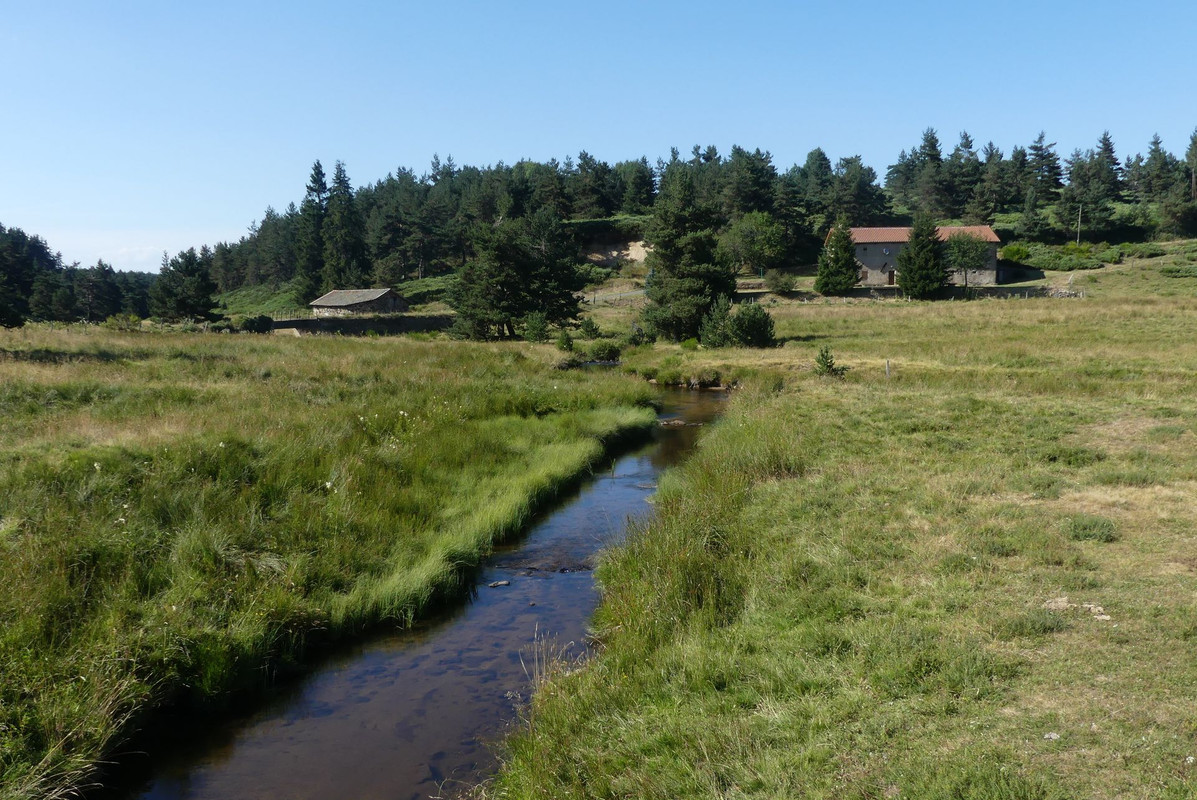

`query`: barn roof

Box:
[848,225,1001,244]
[310,288,395,307]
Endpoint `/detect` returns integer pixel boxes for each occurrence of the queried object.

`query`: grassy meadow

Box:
[492,243,1197,798]
[0,328,655,799]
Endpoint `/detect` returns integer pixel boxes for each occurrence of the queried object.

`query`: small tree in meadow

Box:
[815,216,858,295]
[699,295,733,347]
[729,302,776,348]
[897,213,947,299]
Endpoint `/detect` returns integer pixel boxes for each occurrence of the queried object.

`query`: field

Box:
[492,243,1197,798]
[0,329,656,799]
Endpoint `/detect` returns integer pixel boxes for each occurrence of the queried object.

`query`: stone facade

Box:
[848,226,1001,287]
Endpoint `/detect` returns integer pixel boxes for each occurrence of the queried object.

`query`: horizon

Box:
[3,0,1195,273]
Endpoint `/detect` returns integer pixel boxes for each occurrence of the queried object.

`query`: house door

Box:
[888,270,895,286]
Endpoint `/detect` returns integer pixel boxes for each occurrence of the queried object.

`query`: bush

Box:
[102,313,142,332]
[680,337,699,351]
[523,312,549,343]
[237,314,273,334]
[814,346,847,378]
[556,329,574,352]
[999,243,1031,264]
[1119,242,1166,259]
[764,269,796,293]
[588,341,621,362]
[624,318,654,346]
[699,295,733,348]
[579,318,600,339]
[729,302,776,348]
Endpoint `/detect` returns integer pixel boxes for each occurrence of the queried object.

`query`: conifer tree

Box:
[643,163,734,341]
[322,161,369,290]
[294,160,328,303]
[815,215,858,295]
[0,271,22,327]
[1187,127,1197,202]
[149,248,218,321]
[449,209,582,339]
[1095,131,1123,199]
[1028,132,1064,204]
[897,213,946,299]
[1015,188,1049,241]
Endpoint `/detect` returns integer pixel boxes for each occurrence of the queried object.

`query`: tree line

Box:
[4,128,1196,332]
[0,224,156,328]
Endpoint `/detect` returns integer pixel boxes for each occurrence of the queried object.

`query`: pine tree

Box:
[615,158,655,214]
[1095,131,1123,199]
[643,163,734,341]
[1028,132,1064,204]
[448,209,583,339]
[149,248,218,321]
[722,146,777,219]
[0,270,22,327]
[698,294,733,347]
[815,215,858,295]
[1186,127,1197,201]
[944,131,982,216]
[897,213,947,299]
[294,160,328,303]
[1014,187,1049,241]
[322,161,369,290]
[77,260,122,321]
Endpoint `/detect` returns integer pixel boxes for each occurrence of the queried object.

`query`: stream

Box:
[112,389,725,800]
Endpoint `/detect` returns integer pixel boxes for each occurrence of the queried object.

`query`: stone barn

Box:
[309,288,408,318]
[847,225,1002,287]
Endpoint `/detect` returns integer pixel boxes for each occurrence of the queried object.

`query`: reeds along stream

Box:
[111,389,726,800]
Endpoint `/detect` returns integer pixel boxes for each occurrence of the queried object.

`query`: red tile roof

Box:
[847,225,1000,244]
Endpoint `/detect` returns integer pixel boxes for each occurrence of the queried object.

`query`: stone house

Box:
[309,288,408,317]
[848,225,1002,287]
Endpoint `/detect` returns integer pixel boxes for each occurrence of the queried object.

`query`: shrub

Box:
[764,269,796,293]
[556,329,574,352]
[579,318,600,339]
[1119,242,1166,259]
[814,346,847,378]
[624,319,654,346]
[237,314,273,334]
[699,295,733,348]
[680,338,699,351]
[729,302,776,348]
[999,243,1031,263]
[102,313,142,332]
[523,312,549,343]
[588,341,621,362]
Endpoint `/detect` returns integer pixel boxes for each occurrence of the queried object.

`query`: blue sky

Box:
[2,0,1194,272]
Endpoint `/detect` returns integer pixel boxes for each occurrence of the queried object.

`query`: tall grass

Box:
[0,327,655,799]
[492,242,1197,798]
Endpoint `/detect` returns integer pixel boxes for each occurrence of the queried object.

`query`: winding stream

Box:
[113,389,725,800]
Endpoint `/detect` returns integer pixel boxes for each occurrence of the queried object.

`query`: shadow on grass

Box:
[0,347,153,364]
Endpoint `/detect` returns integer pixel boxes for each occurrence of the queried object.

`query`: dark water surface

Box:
[115,390,725,800]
